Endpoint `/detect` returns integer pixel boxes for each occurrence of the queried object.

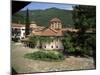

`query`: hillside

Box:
[12,7,74,27]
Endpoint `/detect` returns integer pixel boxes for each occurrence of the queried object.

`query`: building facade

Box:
[32,18,65,50]
[12,18,79,50]
[12,23,25,40]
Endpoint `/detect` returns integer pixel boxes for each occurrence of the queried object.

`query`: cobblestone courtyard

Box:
[11,42,95,74]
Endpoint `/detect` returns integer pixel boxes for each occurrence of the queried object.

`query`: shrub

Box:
[24,51,65,61]
[12,38,19,42]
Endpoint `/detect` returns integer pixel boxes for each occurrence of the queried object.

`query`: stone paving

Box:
[11,42,95,74]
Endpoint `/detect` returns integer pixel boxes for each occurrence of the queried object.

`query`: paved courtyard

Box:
[11,42,95,74]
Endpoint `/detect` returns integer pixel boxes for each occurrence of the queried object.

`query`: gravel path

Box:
[11,42,95,74]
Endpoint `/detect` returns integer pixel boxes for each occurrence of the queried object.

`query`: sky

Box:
[21,2,75,11]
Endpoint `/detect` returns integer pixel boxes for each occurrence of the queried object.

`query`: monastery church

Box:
[12,18,78,50]
[32,18,64,50]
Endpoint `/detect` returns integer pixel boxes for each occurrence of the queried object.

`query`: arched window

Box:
[56,46,58,48]
[44,46,46,48]
[51,46,53,48]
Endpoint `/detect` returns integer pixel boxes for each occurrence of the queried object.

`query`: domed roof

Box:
[50,18,61,22]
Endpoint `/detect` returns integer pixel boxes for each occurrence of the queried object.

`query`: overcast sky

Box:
[21,2,75,11]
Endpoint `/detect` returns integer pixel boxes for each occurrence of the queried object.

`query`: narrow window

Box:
[56,46,58,48]
[51,46,53,48]
[22,29,25,30]
[44,46,46,48]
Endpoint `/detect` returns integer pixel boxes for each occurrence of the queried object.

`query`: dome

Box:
[50,18,61,22]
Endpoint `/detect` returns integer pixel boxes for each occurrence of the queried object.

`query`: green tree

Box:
[25,8,30,36]
[61,32,76,55]
[72,5,96,57]
[28,35,58,49]
[73,5,96,30]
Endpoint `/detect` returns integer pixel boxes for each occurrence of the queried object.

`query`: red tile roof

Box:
[33,28,63,36]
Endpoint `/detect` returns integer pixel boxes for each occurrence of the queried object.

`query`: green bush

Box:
[24,51,65,61]
[12,38,19,42]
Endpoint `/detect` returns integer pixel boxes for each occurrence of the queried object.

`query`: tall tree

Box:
[73,5,96,29]
[25,8,30,36]
[72,5,96,57]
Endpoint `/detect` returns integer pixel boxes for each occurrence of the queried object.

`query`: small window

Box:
[22,29,25,30]
[44,46,46,48]
[56,46,58,48]
[51,46,53,48]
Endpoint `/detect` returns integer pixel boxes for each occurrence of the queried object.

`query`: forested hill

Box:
[12,7,74,27]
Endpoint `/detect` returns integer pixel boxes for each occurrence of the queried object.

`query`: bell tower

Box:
[50,18,62,30]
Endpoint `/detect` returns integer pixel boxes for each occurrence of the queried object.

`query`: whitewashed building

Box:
[12,23,25,40]
[41,39,64,50]
[32,18,64,50]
